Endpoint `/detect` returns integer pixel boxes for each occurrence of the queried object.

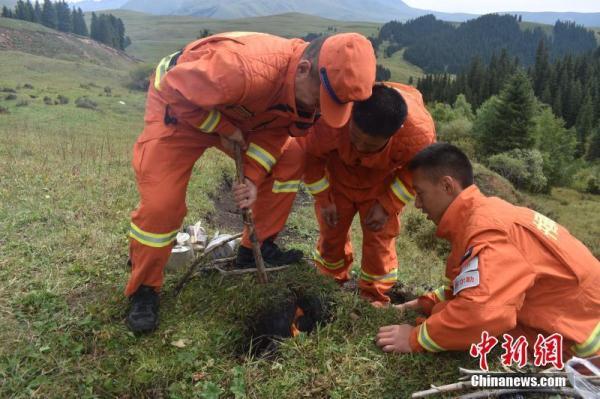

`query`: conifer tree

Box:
[41,0,57,29]
[33,0,42,23]
[72,8,88,36]
[55,0,71,32]
[480,70,536,154]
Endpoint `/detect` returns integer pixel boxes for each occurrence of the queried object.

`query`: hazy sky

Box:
[402,0,600,14]
[64,0,600,13]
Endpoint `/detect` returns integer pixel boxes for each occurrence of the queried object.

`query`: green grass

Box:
[378,45,425,84]
[528,188,600,258]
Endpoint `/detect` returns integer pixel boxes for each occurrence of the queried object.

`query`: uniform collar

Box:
[436,185,482,241]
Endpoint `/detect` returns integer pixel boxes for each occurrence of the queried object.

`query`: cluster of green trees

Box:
[428,71,600,195]
[379,14,596,73]
[417,42,600,160]
[1,0,129,50]
[2,0,87,35]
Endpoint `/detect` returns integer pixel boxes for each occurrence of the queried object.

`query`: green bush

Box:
[56,95,69,105]
[575,164,600,195]
[487,149,547,193]
[0,105,8,114]
[75,96,98,110]
[587,176,600,195]
[5,94,17,100]
[126,64,154,91]
[43,96,53,105]
[16,100,29,107]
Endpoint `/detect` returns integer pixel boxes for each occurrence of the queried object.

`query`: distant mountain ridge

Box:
[65,0,600,27]
[1,0,599,27]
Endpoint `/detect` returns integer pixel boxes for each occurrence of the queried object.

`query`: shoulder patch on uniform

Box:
[459,246,473,264]
[454,256,480,295]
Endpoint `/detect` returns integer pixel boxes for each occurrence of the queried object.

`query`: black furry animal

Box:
[246,293,330,356]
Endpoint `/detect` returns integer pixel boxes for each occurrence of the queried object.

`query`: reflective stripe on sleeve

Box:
[417,322,445,352]
[390,177,414,205]
[198,109,222,133]
[246,143,276,173]
[272,179,301,193]
[305,176,330,195]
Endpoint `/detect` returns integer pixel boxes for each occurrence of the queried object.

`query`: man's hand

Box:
[375,324,414,353]
[365,201,388,231]
[220,128,247,154]
[320,203,338,228]
[394,299,421,313]
[232,178,257,209]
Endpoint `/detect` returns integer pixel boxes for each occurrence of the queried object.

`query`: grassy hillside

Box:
[0,17,138,69]
[110,11,379,62]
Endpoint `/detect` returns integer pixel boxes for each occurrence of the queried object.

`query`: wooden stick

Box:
[173,233,242,296]
[234,143,268,284]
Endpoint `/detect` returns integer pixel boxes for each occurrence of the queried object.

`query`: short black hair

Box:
[408,143,474,188]
[302,35,329,78]
[352,84,407,138]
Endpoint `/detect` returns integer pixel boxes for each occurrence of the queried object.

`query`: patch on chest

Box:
[453,256,480,295]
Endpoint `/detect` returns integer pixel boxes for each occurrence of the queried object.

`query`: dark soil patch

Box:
[208,176,311,242]
[388,282,419,305]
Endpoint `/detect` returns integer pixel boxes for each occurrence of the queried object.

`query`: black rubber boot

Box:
[126,285,159,333]
[235,239,304,268]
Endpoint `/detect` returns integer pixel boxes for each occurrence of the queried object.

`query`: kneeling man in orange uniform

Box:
[376,143,600,360]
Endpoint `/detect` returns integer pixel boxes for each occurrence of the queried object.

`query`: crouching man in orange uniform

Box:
[376,143,600,359]
[304,83,435,306]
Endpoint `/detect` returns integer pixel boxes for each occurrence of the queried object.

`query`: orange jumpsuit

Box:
[127,32,322,296]
[410,185,600,359]
[304,83,436,303]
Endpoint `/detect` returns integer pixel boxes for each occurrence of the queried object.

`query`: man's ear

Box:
[440,175,457,195]
[297,59,312,76]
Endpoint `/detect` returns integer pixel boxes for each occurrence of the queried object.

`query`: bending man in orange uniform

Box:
[376,143,600,359]
[304,83,435,305]
[127,32,376,333]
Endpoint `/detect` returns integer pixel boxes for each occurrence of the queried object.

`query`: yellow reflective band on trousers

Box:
[359,268,398,283]
[129,222,179,248]
[272,180,300,193]
[154,51,181,91]
[313,249,345,270]
[572,321,600,357]
[417,322,445,352]
[198,109,221,133]
[305,176,330,195]
[390,177,414,205]
[246,143,276,173]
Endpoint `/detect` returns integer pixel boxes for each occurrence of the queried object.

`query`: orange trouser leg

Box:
[357,200,401,304]
[313,191,355,283]
[241,137,306,247]
[126,133,215,296]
